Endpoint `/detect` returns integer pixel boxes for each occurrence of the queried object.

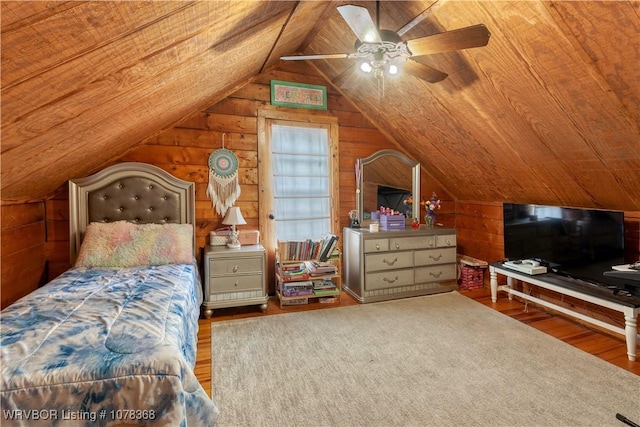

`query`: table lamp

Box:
[222,207,247,249]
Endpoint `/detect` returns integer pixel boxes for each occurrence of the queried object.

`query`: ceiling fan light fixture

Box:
[359,61,373,73]
[363,30,378,43]
[388,64,399,75]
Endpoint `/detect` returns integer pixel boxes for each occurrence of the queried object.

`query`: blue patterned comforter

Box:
[0,264,219,426]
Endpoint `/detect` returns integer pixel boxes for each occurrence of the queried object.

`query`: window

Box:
[271,124,331,241]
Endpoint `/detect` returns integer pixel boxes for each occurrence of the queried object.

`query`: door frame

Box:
[257,107,340,294]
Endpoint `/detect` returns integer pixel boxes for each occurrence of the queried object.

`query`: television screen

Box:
[503,203,625,286]
[377,185,411,216]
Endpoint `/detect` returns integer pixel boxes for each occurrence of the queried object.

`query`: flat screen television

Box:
[503,203,625,286]
[377,185,411,216]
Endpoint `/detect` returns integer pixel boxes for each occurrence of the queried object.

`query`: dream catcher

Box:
[206,134,241,216]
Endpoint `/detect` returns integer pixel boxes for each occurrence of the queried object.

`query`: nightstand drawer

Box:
[211,274,263,293]
[202,244,268,318]
[209,257,263,275]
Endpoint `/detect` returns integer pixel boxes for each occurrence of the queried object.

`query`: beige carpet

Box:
[211,291,639,427]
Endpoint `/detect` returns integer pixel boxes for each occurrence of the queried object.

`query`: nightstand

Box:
[202,244,268,318]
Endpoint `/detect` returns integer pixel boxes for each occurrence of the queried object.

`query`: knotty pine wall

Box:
[0,203,47,308]
[35,63,452,298]
[2,60,639,314]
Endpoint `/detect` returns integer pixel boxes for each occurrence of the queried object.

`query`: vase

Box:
[425,215,434,229]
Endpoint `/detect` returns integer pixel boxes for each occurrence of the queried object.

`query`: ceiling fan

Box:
[281,1,491,93]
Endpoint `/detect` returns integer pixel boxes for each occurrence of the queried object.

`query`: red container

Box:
[459,265,486,290]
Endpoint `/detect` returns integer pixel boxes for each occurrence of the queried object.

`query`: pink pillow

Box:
[75,221,193,268]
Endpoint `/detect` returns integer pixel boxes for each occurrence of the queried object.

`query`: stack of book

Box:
[279,262,310,281]
[312,279,339,296]
[281,280,314,297]
[304,260,337,276]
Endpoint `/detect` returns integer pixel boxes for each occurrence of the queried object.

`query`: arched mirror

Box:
[356,149,420,225]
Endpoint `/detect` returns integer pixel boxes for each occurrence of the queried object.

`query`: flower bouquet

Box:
[421,192,441,228]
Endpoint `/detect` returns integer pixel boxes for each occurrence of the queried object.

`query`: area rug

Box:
[211,291,639,427]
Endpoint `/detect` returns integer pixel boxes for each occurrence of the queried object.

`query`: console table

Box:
[489,263,640,361]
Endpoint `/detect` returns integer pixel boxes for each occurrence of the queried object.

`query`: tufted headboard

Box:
[69,162,196,264]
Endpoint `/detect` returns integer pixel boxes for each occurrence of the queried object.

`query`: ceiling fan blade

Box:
[403,60,448,83]
[337,4,382,43]
[396,0,450,37]
[406,24,491,56]
[281,53,350,61]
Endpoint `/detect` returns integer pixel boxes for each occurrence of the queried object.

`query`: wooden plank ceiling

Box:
[1,1,638,210]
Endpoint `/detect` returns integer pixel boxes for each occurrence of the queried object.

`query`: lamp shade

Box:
[222,207,247,226]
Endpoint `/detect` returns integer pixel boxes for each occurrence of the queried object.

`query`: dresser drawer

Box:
[365,268,414,290]
[388,235,435,251]
[415,264,457,283]
[414,247,457,266]
[210,256,263,275]
[436,234,456,248]
[364,238,389,253]
[365,251,413,272]
[210,274,263,295]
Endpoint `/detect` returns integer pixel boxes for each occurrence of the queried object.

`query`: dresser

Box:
[202,244,268,318]
[343,227,458,303]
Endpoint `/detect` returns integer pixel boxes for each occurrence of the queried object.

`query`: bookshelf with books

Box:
[275,235,342,309]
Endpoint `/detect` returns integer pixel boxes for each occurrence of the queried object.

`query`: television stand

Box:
[490,263,640,361]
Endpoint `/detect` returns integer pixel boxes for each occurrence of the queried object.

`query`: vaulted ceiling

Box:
[1,1,639,210]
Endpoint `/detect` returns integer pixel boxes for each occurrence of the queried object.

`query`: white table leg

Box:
[490,269,498,302]
[623,311,637,361]
[507,277,514,301]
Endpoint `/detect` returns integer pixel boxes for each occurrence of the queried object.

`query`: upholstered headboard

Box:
[69,162,196,264]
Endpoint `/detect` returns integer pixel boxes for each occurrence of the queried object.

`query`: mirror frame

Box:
[356,149,420,226]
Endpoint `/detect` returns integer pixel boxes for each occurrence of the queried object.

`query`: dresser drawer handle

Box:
[395,242,400,249]
[429,254,443,261]
[375,244,380,250]
[383,257,398,266]
[232,265,239,273]
[429,270,443,278]
[383,276,399,283]
[428,241,434,247]
[234,281,239,287]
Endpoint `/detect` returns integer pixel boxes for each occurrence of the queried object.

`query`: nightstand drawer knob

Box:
[234,281,238,287]
[233,265,239,273]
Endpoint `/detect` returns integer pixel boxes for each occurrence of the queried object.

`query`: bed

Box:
[0,162,219,426]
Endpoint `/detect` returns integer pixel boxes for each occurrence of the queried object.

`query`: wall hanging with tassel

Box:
[206,134,241,216]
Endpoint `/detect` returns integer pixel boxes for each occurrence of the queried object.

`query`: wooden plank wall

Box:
[38,61,450,290]
[5,59,638,312]
[1,202,46,309]
[121,63,453,253]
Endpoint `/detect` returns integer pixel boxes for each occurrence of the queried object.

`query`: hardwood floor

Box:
[195,287,639,397]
